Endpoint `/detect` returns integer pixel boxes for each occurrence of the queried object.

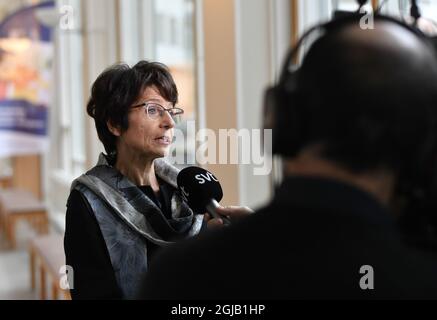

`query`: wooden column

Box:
[290,0,299,64]
[30,247,36,290]
[290,0,298,46]
[40,265,46,300]
[202,0,239,206]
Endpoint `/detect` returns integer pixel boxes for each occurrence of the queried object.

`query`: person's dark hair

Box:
[86,61,178,156]
[293,21,437,180]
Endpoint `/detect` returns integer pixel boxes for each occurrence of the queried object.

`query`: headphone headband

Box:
[266,13,434,158]
[279,14,429,85]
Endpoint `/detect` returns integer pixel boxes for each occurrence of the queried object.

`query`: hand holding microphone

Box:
[177,167,253,227]
[206,206,255,228]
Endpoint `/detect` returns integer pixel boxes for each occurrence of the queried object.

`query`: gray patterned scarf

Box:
[71,153,204,246]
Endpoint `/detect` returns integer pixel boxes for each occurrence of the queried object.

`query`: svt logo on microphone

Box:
[195,172,219,184]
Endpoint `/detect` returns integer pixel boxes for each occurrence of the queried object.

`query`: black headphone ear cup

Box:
[264,71,303,157]
[263,87,277,133]
[263,86,281,155]
[274,87,302,157]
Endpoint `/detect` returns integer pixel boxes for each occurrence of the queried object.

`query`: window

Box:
[380,0,437,36]
[150,0,197,168]
[399,0,437,21]
[47,0,85,222]
[119,0,198,168]
[54,0,84,179]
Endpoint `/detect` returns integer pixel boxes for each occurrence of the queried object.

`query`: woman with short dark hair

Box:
[64,61,205,299]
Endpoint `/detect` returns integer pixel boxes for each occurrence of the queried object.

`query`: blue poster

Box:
[0,1,54,157]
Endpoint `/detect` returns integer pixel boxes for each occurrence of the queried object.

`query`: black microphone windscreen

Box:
[333,10,366,20]
[177,167,223,213]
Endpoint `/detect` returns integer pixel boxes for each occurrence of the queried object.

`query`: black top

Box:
[134,178,174,219]
[64,178,205,300]
[140,176,437,299]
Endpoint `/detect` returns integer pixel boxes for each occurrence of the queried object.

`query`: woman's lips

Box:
[155,136,172,145]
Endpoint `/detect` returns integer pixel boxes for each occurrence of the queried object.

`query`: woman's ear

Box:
[107,120,122,137]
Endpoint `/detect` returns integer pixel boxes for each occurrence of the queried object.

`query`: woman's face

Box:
[117,86,175,160]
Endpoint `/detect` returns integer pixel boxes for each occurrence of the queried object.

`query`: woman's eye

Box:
[148,106,158,114]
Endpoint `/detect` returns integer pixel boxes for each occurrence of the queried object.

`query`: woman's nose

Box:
[160,111,175,129]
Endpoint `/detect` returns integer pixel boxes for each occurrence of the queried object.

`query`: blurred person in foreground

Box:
[140,16,437,299]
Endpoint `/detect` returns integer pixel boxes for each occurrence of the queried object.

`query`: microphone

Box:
[333,0,368,19]
[177,166,231,226]
[357,0,368,8]
[410,0,421,25]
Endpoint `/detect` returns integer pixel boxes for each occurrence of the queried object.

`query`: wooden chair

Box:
[0,155,48,249]
[29,233,71,300]
[10,155,43,200]
[0,189,48,248]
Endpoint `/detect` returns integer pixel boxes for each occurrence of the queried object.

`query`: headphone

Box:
[264,13,437,249]
[263,13,432,157]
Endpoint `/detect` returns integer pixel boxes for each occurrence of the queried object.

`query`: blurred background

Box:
[0,0,436,300]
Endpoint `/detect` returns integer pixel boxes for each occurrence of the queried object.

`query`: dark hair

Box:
[293,21,437,179]
[86,61,178,156]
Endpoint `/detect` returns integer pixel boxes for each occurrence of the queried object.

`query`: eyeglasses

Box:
[131,102,184,123]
